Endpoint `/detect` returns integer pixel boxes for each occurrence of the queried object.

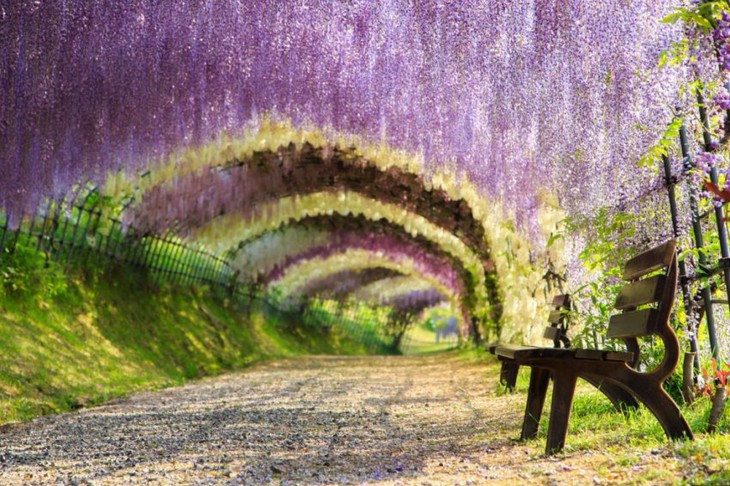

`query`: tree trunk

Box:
[708,385,727,434]
[682,352,696,405]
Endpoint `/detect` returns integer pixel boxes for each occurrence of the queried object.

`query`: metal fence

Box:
[0,186,237,292]
[0,187,394,352]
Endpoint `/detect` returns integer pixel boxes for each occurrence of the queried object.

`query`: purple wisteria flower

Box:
[0,1,686,226]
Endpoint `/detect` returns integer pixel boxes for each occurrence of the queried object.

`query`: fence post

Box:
[82,204,103,264]
[663,154,700,368]
[171,241,188,283]
[118,228,136,264]
[146,235,164,278]
[205,253,220,284]
[0,211,8,264]
[190,249,205,284]
[189,248,205,284]
[65,191,93,265]
[132,231,146,267]
[698,89,729,362]
[108,219,125,261]
[180,247,197,285]
[7,212,23,255]
[36,200,52,253]
[66,188,98,268]
[680,121,721,361]
[25,209,38,249]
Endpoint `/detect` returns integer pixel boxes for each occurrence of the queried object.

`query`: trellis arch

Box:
[229,214,473,301]
[297,267,405,300]
[267,250,465,330]
[186,190,496,335]
[125,143,493,265]
[110,144,500,336]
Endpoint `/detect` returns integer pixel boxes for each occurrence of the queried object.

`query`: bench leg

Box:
[500,361,520,391]
[545,370,578,455]
[629,383,693,441]
[521,367,550,440]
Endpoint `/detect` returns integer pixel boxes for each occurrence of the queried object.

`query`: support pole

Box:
[698,89,728,361]
[36,200,51,252]
[679,121,721,360]
[0,212,8,265]
[663,154,700,368]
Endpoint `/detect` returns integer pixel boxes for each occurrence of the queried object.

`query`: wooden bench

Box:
[488,294,573,391]
[490,295,640,412]
[495,239,693,454]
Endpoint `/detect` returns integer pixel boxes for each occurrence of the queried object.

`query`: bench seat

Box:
[495,344,633,362]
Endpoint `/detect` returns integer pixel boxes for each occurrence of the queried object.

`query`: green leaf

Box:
[546,233,563,248]
[658,50,669,69]
[661,11,688,25]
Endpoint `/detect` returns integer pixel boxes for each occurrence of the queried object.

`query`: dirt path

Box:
[0,354,667,484]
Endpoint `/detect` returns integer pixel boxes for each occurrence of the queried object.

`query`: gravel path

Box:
[0,354,633,484]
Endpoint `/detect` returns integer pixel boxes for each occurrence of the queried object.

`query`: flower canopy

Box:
[0,1,693,341]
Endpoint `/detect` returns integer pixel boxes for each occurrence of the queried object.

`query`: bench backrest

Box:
[606,239,679,377]
[543,294,571,348]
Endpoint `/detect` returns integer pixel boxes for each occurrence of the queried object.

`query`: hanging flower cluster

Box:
[381,288,445,315]
[299,268,403,300]
[234,214,470,290]
[2,1,683,222]
[267,249,467,323]
[125,143,490,262]
[353,276,437,303]
[713,11,730,72]
[263,228,465,297]
[1,1,687,342]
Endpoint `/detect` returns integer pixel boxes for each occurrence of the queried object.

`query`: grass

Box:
[483,356,730,484]
[0,249,370,423]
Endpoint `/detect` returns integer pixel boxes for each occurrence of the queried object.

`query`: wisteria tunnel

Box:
[5,0,730,483]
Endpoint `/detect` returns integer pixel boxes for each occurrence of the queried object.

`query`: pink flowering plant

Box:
[699,359,730,397]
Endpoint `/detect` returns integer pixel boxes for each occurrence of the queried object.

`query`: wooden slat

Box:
[495,344,537,359]
[605,351,634,362]
[607,309,658,338]
[511,347,574,360]
[572,349,634,362]
[614,275,666,310]
[552,294,570,307]
[622,239,676,281]
[497,344,574,360]
[547,310,564,324]
[544,327,560,341]
[574,349,604,360]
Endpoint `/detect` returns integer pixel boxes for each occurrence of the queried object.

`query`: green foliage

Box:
[1,240,68,299]
[559,209,635,349]
[638,116,683,169]
[564,208,637,272]
[302,299,394,354]
[662,1,729,32]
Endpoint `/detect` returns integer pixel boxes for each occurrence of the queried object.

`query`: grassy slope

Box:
[0,263,366,423]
